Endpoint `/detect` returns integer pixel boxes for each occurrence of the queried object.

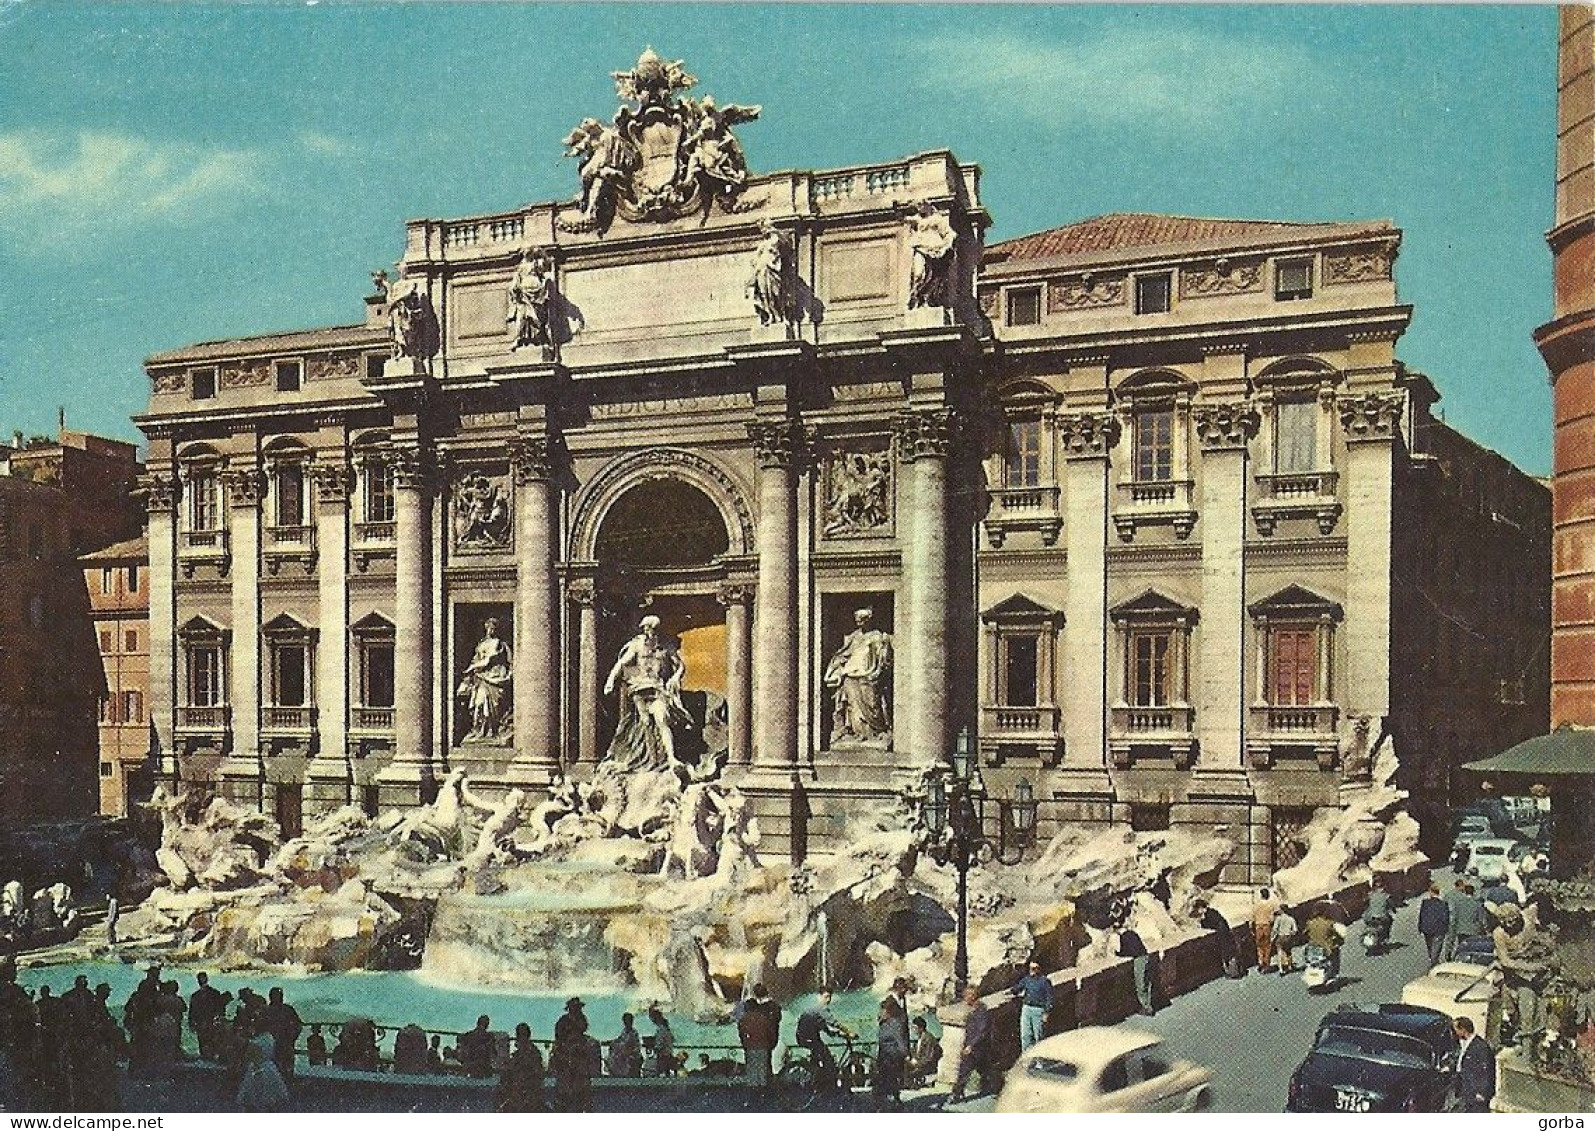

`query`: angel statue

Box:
[563,108,640,222]
[683,96,761,196]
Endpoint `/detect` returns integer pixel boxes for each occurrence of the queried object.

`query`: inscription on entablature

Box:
[459,410,518,430]
[220,360,271,389]
[1048,275,1126,312]
[832,381,901,403]
[589,393,746,419]
[307,353,362,382]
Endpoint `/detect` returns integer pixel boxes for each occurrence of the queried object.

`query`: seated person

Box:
[906,1017,942,1087]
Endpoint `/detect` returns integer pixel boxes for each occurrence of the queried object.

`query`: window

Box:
[270,640,309,707]
[1135,272,1172,315]
[187,472,220,532]
[1275,258,1313,301]
[122,690,143,724]
[191,367,217,400]
[1005,286,1041,327]
[126,565,139,593]
[363,461,395,524]
[126,630,138,653]
[100,763,114,779]
[275,360,302,393]
[274,464,306,528]
[1134,409,1175,482]
[365,353,387,383]
[1270,625,1318,706]
[1274,400,1318,474]
[186,641,225,707]
[100,630,113,653]
[359,639,396,708]
[1003,636,1039,707]
[99,697,116,724]
[1129,629,1173,706]
[1004,419,1043,488]
[100,568,114,595]
[361,784,381,818]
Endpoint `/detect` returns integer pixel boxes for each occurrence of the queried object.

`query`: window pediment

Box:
[982,593,1063,626]
[1109,589,1198,625]
[1247,584,1343,623]
[263,613,316,639]
[351,612,395,639]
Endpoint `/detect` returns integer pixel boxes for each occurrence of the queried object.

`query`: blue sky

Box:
[0,3,1558,473]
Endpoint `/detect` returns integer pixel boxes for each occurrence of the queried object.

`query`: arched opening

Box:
[594,478,731,571]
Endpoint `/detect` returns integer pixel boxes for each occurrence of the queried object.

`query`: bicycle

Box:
[778,1034,874,1110]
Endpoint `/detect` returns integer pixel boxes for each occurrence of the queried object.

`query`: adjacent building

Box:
[0,430,142,821]
[133,54,1549,880]
[82,536,153,817]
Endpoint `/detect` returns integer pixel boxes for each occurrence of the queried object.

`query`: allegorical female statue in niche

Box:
[457,618,513,743]
[823,608,893,746]
[603,615,692,772]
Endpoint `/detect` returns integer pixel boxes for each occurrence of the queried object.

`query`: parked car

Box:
[1401,963,1504,1044]
[1285,1004,1458,1112]
[1465,838,1518,883]
[1452,935,1497,967]
[995,1028,1213,1113]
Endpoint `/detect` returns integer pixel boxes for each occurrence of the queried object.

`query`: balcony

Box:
[352,521,397,572]
[1247,702,1340,769]
[177,529,230,577]
[984,486,1062,548]
[1113,479,1196,542]
[261,705,316,734]
[263,524,317,575]
[1109,703,1196,768]
[175,704,230,734]
[1251,470,1341,536]
[351,706,395,732]
[979,703,1063,764]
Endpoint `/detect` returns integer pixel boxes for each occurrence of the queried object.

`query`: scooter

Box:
[1361,916,1392,954]
[1301,943,1336,991]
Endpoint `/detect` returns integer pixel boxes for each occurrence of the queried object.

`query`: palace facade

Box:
[134,55,1547,879]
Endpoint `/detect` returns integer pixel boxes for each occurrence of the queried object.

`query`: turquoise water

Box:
[18,961,895,1054]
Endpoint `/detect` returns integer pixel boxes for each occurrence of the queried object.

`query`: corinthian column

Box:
[378,445,433,800]
[220,460,264,805]
[510,435,562,780]
[748,419,805,771]
[894,408,954,767]
[306,457,354,808]
[569,579,599,763]
[719,582,755,765]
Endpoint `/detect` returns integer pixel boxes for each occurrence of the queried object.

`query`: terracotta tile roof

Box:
[79,535,148,562]
[146,324,382,366]
[986,213,1393,263]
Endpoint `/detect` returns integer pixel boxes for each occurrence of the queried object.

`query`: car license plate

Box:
[1334,1090,1371,1113]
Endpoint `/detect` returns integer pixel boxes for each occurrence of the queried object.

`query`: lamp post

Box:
[923,728,1039,993]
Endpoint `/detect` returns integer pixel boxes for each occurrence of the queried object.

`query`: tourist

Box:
[156,981,186,1063]
[1251,889,1279,972]
[737,982,781,1104]
[104,896,118,946]
[393,1023,429,1075]
[1117,924,1156,1015]
[1196,902,1242,978]
[424,1034,444,1073]
[1010,959,1053,1051]
[873,994,908,1110]
[1452,1015,1496,1112]
[495,1022,545,1112]
[550,997,592,1112]
[645,1005,675,1077]
[795,989,849,1092]
[1271,903,1299,974]
[263,987,302,1080]
[331,1017,379,1072]
[236,1018,290,1112]
[189,973,226,1060]
[606,1012,642,1078]
[906,1017,941,1087]
[1445,879,1487,960]
[32,987,72,1105]
[457,1015,495,1079]
[70,988,123,1113]
[122,966,162,1062]
[0,958,38,1076]
[305,1024,328,1068]
[1418,884,1451,967]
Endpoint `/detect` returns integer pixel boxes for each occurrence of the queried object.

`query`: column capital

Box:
[1338,391,1404,443]
[508,433,561,484]
[221,463,265,508]
[1193,400,1261,451]
[1057,411,1121,459]
[566,578,596,607]
[310,457,355,504]
[390,445,433,491]
[892,407,955,462]
[716,581,755,607]
[137,471,179,514]
[747,418,808,470]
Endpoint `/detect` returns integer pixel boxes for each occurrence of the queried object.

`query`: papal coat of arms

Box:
[560,48,762,233]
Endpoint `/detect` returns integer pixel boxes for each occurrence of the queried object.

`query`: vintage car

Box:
[1465,838,1519,883]
[995,1027,1213,1113]
[1402,963,1504,1043]
[1286,1004,1458,1112]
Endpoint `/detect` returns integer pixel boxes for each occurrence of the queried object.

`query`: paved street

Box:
[951,874,1443,1113]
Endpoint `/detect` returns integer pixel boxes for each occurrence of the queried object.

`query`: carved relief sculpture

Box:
[561,49,762,233]
[452,471,511,549]
[603,615,690,772]
[506,248,556,356]
[746,226,796,327]
[387,282,439,361]
[456,618,513,744]
[824,448,891,535]
[1049,275,1126,312]
[1324,247,1395,285]
[1180,259,1263,298]
[907,203,957,309]
[823,608,893,747]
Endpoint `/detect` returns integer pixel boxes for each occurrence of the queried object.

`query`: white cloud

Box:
[296,130,357,157]
[0,131,264,247]
[921,26,1326,131]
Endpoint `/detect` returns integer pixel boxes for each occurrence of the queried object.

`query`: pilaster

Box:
[220,460,264,803]
[1339,392,1403,721]
[140,472,179,781]
[306,457,354,806]
[1058,411,1119,768]
[378,443,434,800]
